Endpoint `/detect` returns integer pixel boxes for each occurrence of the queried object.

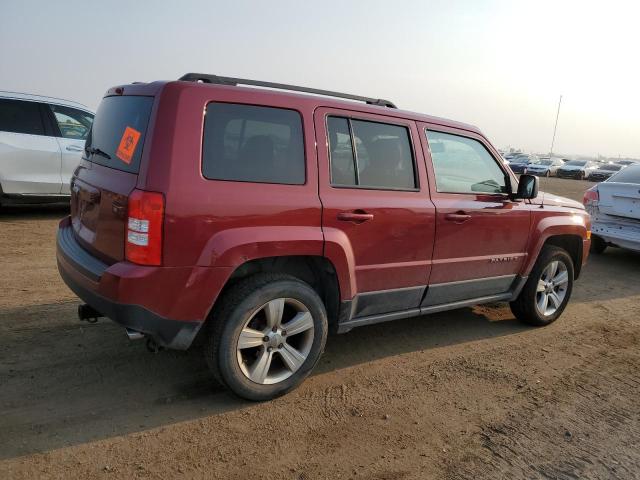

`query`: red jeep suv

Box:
[57,74,590,400]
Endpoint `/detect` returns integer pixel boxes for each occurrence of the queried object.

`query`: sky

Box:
[1,0,639,158]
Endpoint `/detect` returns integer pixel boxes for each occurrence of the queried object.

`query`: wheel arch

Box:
[207,255,341,333]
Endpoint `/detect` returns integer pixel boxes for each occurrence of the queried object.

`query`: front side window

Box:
[202,103,305,185]
[426,130,508,195]
[327,116,416,190]
[50,104,94,140]
[0,99,45,135]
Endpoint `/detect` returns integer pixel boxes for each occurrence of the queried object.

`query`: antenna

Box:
[542,94,563,209]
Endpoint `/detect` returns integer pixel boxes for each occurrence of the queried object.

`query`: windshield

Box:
[600,164,622,171]
[538,160,553,166]
[511,157,529,164]
[85,95,154,173]
[564,160,587,166]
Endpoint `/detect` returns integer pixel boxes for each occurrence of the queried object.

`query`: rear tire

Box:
[510,246,574,326]
[590,235,607,254]
[204,273,328,401]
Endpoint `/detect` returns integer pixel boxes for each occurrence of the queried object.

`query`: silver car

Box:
[525,157,565,177]
[583,164,640,254]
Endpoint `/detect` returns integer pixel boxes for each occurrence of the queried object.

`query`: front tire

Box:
[205,274,328,401]
[510,246,574,326]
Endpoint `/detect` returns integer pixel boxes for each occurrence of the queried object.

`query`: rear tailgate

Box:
[597,182,640,220]
[71,95,154,264]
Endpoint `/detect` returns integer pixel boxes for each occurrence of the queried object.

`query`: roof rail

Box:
[178,73,397,109]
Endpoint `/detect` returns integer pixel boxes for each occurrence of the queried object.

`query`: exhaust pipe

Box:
[125,328,144,341]
[78,304,102,323]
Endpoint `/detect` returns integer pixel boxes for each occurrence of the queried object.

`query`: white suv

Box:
[0,91,94,205]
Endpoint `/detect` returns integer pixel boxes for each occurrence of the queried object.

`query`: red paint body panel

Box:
[59,79,590,333]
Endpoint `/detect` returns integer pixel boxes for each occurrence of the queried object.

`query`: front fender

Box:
[523,211,590,276]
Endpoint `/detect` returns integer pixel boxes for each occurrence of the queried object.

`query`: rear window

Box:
[608,165,640,184]
[85,96,154,173]
[202,103,305,185]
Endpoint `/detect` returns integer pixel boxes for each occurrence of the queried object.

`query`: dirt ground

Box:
[1,177,639,479]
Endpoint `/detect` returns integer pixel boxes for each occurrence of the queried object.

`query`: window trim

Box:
[425,128,513,197]
[326,114,420,192]
[201,101,308,186]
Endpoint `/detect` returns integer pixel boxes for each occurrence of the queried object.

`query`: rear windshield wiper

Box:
[85,146,111,160]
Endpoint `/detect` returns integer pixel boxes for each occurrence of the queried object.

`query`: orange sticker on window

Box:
[116,126,141,164]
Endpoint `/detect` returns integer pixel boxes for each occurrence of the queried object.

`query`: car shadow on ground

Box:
[0,301,528,460]
[0,204,69,221]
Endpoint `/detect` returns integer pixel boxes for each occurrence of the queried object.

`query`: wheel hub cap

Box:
[236,298,315,385]
[535,260,569,317]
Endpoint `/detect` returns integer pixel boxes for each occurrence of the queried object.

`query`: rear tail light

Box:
[582,186,599,210]
[126,189,164,266]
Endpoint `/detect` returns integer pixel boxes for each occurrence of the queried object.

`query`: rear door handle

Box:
[66,145,84,152]
[337,211,374,224]
[445,212,471,223]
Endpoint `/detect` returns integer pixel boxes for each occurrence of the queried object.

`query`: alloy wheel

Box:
[535,260,569,316]
[236,298,314,385]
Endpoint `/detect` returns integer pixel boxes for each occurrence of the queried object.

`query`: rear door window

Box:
[202,103,305,185]
[0,99,46,136]
[85,96,154,173]
[327,116,417,190]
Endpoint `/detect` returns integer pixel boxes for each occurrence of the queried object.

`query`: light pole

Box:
[549,95,562,156]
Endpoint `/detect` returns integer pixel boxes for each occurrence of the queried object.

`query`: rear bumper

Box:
[56,217,233,349]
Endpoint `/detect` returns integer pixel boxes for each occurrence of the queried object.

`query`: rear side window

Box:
[85,96,154,173]
[0,99,45,136]
[327,116,416,190]
[426,130,508,194]
[50,105,94,140]
[202,103,305,185]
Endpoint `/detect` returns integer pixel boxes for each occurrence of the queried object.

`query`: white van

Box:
[0,91,94,205]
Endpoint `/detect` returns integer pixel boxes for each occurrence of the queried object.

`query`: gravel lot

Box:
[1,177,639,479]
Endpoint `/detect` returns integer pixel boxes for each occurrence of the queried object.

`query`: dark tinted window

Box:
[327,117,356,185]
[426,130,508,194]
[202,103,305,184]
[600,164,622,171]
[50,104,94,140]
[0,99,45,135]
[608,165,640,183]
[327,116,416,190]
[85,96,154,173]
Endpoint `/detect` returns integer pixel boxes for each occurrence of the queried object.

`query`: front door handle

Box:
[66,145,84,152]
[337,211,374,224]
[445,212,471,223]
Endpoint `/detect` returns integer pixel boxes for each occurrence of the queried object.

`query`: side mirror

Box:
[515,174,539,199]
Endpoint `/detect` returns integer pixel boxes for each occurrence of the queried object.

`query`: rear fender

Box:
[197,226,324,269]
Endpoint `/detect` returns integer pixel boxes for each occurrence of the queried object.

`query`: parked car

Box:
[525,157,565,177]
[56,73,591,400]
[584,164,640,254]
[508,154,539,174]
[0,91,94,205]
[556,159,598,180]
[615,160,637,167]
[587,163,624,182]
